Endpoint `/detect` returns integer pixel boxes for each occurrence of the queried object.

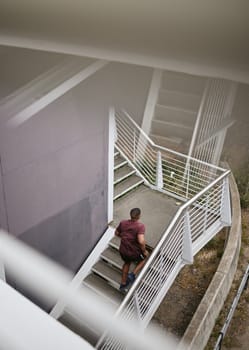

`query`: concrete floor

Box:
[113,185,181,248]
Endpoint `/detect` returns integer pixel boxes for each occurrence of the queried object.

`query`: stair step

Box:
[114,164,136,185]
[109,236,120,250]
[151,119,192,140]
[114,155,128,170]
[150,134,190,154]
[83,273,124,305]
[101,246,136,270]
[154,104,197,126]
[150,133,182,146]
[101,247,123,268]
[114,175,144,200]
[92,260,121,289]
[153,119,192,131]
[158,88,201,112]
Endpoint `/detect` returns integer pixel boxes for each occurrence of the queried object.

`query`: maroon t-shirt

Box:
[116,219,145,259]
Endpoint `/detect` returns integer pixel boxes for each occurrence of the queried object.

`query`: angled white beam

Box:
[141,69,162,135]
[108,107,115,223]
[7,59,109,127]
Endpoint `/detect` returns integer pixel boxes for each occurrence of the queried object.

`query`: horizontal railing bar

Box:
[100,108,231,348]
[120,109,226,173]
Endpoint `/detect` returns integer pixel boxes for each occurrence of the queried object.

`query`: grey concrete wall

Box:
[0,57,152,276]
[0,46,68,99]
[179,170,241,350]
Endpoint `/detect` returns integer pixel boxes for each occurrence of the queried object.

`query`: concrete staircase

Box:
[149,70,206,154]
[113,149,144,200]
[57,148,180,345]
[58,149,146,346]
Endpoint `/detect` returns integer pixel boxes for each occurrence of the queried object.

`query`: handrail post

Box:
[221,176,232,226]
[133,129,136,162]
[185,162,190,199]
[182,210,193,264]
[156,150,163,189]
[107,107,115,223]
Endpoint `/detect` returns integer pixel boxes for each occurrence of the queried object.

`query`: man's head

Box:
[130,208,141,220]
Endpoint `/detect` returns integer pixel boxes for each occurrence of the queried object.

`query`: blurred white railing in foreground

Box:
[96,110,231,349]
[0,230,179,350]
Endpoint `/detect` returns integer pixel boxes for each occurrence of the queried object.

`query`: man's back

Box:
[117,219,145,259]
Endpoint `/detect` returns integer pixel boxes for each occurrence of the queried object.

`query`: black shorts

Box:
[120,252,145,263]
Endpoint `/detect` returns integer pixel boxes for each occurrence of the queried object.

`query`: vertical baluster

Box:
[134,292,143,326]
[133,129,136,163]
[221,176,232,226]
[156,150,163,189]
[182,210,193,264]
[186,162,190,199]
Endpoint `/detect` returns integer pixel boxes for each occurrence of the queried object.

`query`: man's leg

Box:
[133,259,146,276]
[127,257,147,285]
[121,262,130,285]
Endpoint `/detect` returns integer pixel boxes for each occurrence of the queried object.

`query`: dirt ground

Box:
[152,210,249,350]
[153,228,227,340]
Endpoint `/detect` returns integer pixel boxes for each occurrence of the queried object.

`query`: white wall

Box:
[0,54,152,275]
[0,46,67,99]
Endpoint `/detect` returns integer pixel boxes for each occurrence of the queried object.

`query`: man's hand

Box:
[143,249,149,257]
[115,229,120,237]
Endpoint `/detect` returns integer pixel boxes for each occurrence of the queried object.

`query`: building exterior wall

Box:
[0,55,152,275]
[0,47,68,99]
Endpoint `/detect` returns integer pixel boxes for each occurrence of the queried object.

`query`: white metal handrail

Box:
[97,110,231,349]
[192,79,237,165]
[115,109,226,201]
[0,230,178,350]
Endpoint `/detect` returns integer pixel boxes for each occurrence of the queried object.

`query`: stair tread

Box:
[83,273,124,305]
[109,236,120,250]
[152,119,192,130]
[114,174,143,199]
[114,155,127,169]
[154,104,197,126]
[150,133,183,145]
[92,260,121,288]
[156,103,197,115]
[159,86,202,98]
[101,246,136,270]
[150,119,192,141]
[158,88,200,112]
[114,164,136,184]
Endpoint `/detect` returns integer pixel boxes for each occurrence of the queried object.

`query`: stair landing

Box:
[113,184,180,248]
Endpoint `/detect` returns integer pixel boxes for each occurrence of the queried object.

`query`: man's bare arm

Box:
[137,233,149,256]
[115,229,121,237]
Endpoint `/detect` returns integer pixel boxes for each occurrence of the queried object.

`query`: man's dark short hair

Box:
[130,208,141,219]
